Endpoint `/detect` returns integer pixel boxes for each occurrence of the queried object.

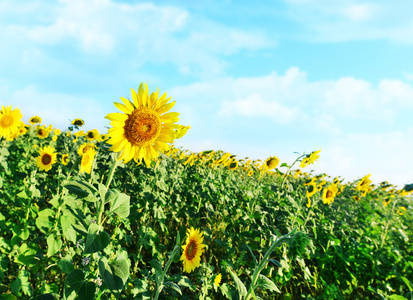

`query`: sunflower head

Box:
[36,146,57,172]
[80,148,96,174]
[29,116,42,125]
[77,143,96,156]
[85,129,99,141]
[180,227,206,273]
[0,106,23,139]
[214,273,222,287]
[397,206,406,215]
[322,185,338,205]
[306,182,317,198]
[265,156,279,170]
[61,154,69,165]
[105,83,184,166]
[36,125,50,139]
[72,119,85,127]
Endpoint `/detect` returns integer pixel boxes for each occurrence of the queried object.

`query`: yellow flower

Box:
[105,83,182,166]
[180,227,205,273]
[85,129,100,141]
[36,146,57,172]
[353,195,360,202]
[294,169,302,178]
[18,126,28,136]
[61,154,69,165]
[247,170,254,177]
[356,174,372,192]
[397,206,406,215]
[29,116,42,125]
[0,106,23,139]
[306,182,317,198]
[306,197,311,208]
[382,198,391,207]
[184,153,196,166]
[322,185,338,205]
[36,125,50,139]
[265,156,279,170]
[175,125,191,139]
[228,159,238,170]
[54,128,61,135]
[300,150,321,168]
[52,135,57,142]
[77,143,96,156]
[80,148,96,174]
[72,119,84,127]
[214,273,222,287]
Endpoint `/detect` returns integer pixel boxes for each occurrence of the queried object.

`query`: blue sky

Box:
[2,0,413,187]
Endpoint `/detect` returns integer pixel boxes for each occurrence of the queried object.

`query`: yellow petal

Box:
[157,101,176,114]
[105,112,128,121]
[131,88,140,108]
[109,138,128,152]
[120,97,135,111]
[114,102,133,114]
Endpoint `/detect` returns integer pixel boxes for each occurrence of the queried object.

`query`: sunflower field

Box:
[0,84,412,300]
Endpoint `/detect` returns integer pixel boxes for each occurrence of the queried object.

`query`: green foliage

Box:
[0,127,412,299]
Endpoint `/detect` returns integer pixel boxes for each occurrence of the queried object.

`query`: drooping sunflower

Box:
[356,174,372,192]
[72,119,84,127]
[36,146,57,172]
[80,148,96,174]
[322,185,338,205]
[300,150,321,168]
[105,83,183,166]
[85,129,99,141]
[397,206,406,215]
[29,116,42,125]
[214,273,222,287]
[61,154,69,165]
[180,227,206,273]
[0,106,23,139]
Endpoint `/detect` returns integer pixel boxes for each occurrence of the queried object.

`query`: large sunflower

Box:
[322,185,338,205]
[0,106,23,139]
[105,83,181,166]
[36,146,57,172]
[265,156,279,170]
[180,227,206,273]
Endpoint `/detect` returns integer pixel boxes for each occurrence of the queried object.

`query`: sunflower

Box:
[105,83,183,166]
[306,182,317,198]
[0,106,23,139]
[36,146,57,172]
[80,148,96,174]
[397,207,406,215]
[72,119,84,127]
[322,185,338,205]
[306,198,311,208]
[85,129,99,141]
[18,126,28,136]
[175,125,191,139]
[382,198,391,207]
[265,156,279,170]
[77,143,96,156]
[180,227,205,273]
[36,125,50,139]
[247,170,254,177]
[294,169,302,178]
[300,150,321,168]
[29,116,42,125]
[356,174,372,192]
[61,154,69,165]
[214,273,222,287]
[228,159,238,170]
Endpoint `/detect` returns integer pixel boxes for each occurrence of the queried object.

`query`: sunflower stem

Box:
[280,154,306,190]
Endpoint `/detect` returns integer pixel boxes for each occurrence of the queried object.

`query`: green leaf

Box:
[98,256,129,291]
[149,259,163,285]
[164,281,182,295]
[227,266,247,297]
[388,295,407,300]
[98,183,107,202]
[16,243,38,267]
[47,234,62,257]
[109,191,130,219]
[256,274,281,293]
[245,244,258,267]
[84,223,110,254]
[64,180,97,201]
[64,269,96,300]
[11,269,32,297]
[401,276,413,291]
[35,209,55,233]
[59,255,74,274]
[220,283,233,300]
[60,214,77,244]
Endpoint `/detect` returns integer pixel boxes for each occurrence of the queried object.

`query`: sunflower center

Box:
[87,132,94,138]
[0,116,13,128]
[42,154,52,165]
[185,240,197,261]
[308,185,314,193]
[124,108,161,146]
[326,190,333,198]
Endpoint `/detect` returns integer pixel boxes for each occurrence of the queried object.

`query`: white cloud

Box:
[283,0,413,43]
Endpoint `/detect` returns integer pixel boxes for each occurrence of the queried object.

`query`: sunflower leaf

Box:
[164,281,182,295]
[84,223,110,254]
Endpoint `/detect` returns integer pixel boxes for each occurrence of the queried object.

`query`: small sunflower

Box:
[77,143,96,156]
[85,129,100,141]
[180,227,206,273]
[228,159,238,170]
[80,148,96,174]
[357,174,372,192]
[36,125,50,139]
[247,170,254,177]
[265,156,280,170]
[72,119,84,127]
[175,125,191,139]
[0,106,23,139]
[105,83,183,166]
[306,182,317,198]
[214,273,222,287]
[61,154,69,165]
[294,169,302,178]
[18,126,28,136]
[382,198,391,207]
[322,185,338,205]
[300,150,321,168]
[29,116,42,125]
[36,146,57,172]
[397,206,406,215]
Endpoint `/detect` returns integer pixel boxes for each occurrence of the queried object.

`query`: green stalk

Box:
[280,154,306,189]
